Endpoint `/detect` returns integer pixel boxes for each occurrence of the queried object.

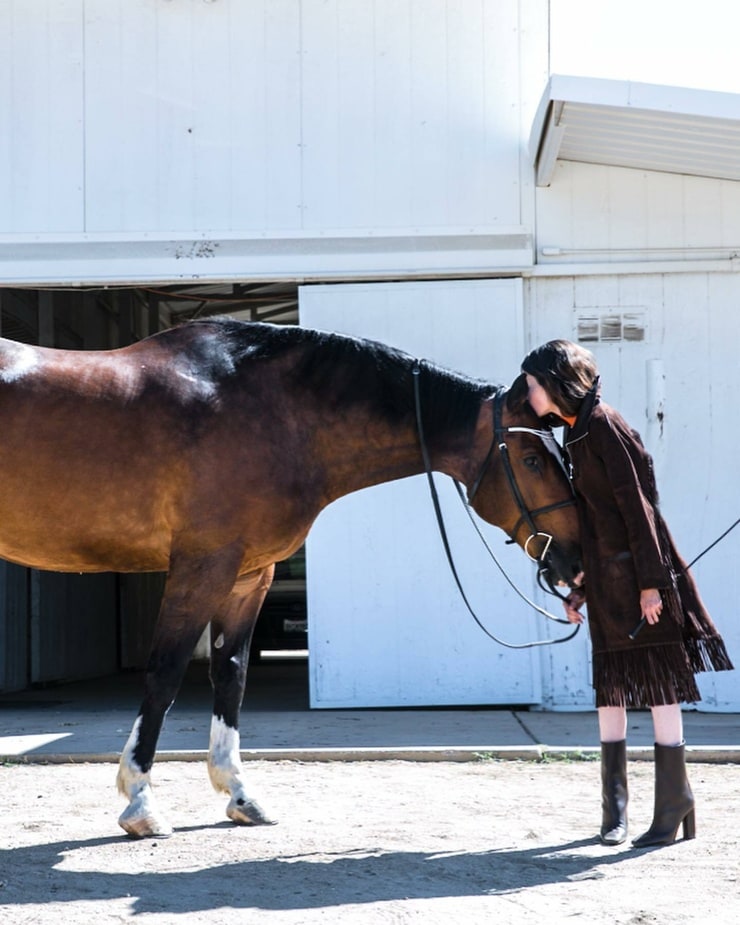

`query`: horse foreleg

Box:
[117,547,242,838]
[207,567,276,826]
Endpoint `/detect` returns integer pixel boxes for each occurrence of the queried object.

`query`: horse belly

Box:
[0,510,172,573]
[0,460,174,573]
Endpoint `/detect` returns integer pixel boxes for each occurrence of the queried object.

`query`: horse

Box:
[0,318,581,837]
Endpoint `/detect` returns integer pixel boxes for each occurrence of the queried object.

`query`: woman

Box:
[520,339,733,848]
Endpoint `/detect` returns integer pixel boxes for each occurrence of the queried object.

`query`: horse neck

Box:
[319,400,490,504]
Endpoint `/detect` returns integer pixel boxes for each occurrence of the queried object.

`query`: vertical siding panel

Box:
[152,1,197,230]
[571,164,610,250]
[446,0,503,226]
[31,573,117,684]
[189,0,233,230]
[0,562,29,693]
[262,1,302,229]
[84,0,159,230]
[0,0,84,232]
[335,1,377,227]
[227,0,304,232]
[645,171,681,248]
[482,0,525,226]
[301,0,339,229]
[373,0,413,226]
[224,0,268,232]
[606,167,649,249]
[0,5,10,224]
[682,175,724,248]
[407,0,449,228]
[718,179,740,242]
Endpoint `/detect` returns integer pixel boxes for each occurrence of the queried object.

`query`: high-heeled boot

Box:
[632,742,696,848]
[600,740,628,845]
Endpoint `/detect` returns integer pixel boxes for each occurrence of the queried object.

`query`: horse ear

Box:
[506,372,528,411]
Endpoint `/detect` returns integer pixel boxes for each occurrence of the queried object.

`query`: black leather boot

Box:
[600,740,628,845]
[632,742,696,848]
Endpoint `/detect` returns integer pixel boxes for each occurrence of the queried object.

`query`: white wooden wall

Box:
[528,271,740,711]
[536,161,740,260]
[0,0,546,283]
[300,279,564,708]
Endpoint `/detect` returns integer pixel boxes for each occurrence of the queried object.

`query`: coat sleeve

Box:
[588,414,671,590]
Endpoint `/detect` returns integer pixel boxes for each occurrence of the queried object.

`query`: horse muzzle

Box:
[526,532,582,599]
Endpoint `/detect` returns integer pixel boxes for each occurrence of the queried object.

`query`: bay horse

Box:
[0,318,580,837]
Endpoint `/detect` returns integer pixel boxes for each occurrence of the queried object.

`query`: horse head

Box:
[466,374,582,592]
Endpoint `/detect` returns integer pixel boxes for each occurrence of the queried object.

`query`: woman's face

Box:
[525,373,563,419]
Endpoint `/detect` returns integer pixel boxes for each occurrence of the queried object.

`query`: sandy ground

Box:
[1,757,738,924]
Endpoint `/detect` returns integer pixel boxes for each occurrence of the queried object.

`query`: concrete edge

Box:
[3,744,740,764]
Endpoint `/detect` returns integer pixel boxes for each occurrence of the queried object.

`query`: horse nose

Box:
[544,544,582,590]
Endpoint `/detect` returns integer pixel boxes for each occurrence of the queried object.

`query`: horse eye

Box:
[524,455,541,472]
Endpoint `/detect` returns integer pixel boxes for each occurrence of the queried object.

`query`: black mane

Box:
[189,317,498,441]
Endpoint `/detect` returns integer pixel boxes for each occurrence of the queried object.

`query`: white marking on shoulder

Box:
[0,343,39,383]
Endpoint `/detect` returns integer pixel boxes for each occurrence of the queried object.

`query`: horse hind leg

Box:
[207,567,276,826]
[117,547,243,838]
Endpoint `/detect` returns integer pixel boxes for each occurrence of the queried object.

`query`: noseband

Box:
[469,388,575,570]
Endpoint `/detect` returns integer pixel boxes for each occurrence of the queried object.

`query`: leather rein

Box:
[412,362,579,650]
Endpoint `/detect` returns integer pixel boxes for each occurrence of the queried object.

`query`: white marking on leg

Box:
[116,716,172,837]
[208,715,275,825]
[207,715,243,794]
[117,716,146,798]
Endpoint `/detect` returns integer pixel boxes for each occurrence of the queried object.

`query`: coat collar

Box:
[564,377,600,446]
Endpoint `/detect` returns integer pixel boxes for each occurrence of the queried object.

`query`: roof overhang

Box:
[530,75,740,187]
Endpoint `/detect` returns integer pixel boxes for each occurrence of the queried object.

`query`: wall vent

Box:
[576,311,646,344]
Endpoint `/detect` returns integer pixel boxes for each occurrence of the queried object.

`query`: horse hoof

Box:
[226,796,277,826]
[118,805,174,839]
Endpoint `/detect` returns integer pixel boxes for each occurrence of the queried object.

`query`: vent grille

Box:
[576,311,646,344]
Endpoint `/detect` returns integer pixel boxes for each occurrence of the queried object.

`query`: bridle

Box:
[470,387,577,593]
[412,363,580,649]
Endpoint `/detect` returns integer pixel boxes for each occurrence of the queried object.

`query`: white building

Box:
[1,1,737,710]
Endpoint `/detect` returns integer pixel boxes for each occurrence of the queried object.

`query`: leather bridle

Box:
[412,363,579,648]
[470,388,576,581]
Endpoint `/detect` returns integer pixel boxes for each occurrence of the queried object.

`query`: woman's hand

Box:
[640,588,663,624]
[563,586,586,624]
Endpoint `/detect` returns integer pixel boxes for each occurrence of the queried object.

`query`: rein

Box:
[411,362,579,650]
[629,513,740,640]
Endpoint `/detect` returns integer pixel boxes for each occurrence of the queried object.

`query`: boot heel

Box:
[632,743,695,849]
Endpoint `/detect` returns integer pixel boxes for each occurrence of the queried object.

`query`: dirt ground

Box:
[1,757,738,924]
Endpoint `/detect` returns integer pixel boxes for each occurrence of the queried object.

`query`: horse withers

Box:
[0,319,581,837]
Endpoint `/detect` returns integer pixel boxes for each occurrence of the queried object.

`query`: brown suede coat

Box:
[564,391,733,707]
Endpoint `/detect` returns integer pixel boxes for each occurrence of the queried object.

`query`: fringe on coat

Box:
[593,636,734,708]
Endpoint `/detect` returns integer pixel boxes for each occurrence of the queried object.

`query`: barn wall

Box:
[0,0,548,283]
[527,270,740,711]
[535,161,740,262]
[1,0,536,234]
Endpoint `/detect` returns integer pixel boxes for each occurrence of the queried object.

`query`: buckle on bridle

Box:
[524,531,553,563]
